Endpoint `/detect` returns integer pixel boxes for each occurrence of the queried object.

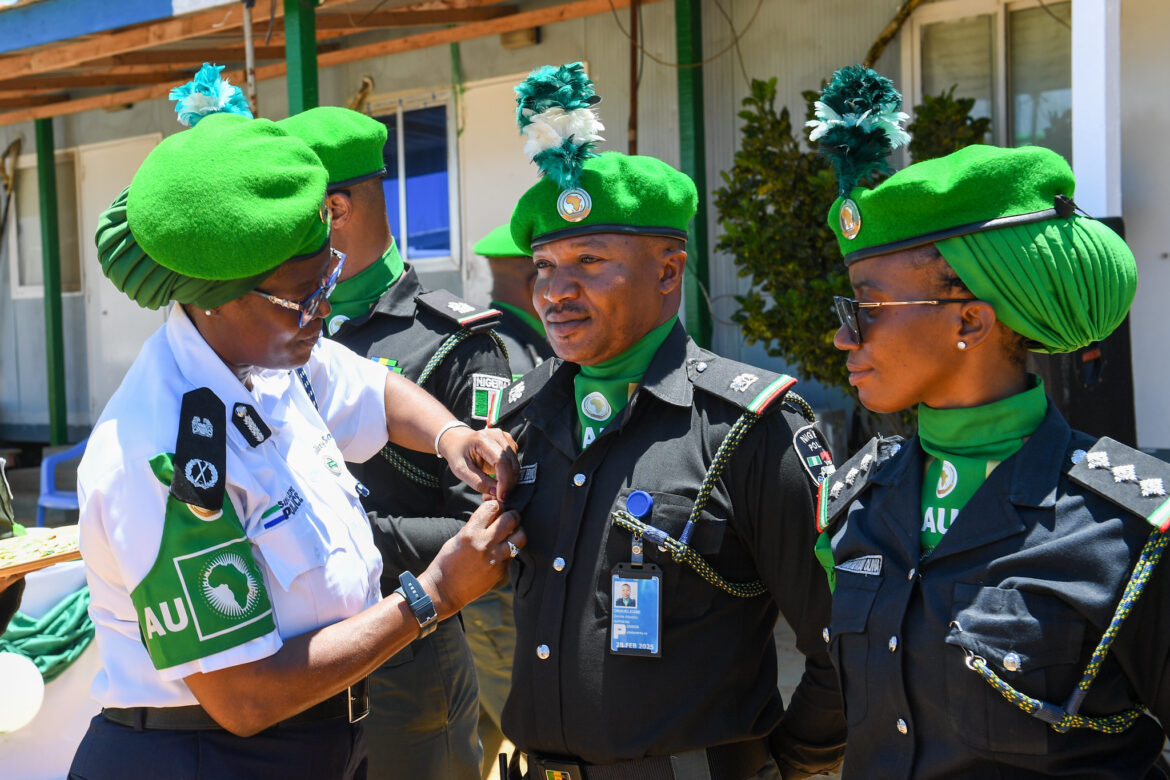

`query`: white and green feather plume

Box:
[514,62,604,191]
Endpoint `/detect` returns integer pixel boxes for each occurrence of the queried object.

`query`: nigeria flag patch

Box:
[471,374,508,421]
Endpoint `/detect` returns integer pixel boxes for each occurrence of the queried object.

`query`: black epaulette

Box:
[815,436,905,533]
[487,358,560,428]
[172,387,227,513]
[1068,437,1170,532]
[685,354,802,418]
[415,290,501,334]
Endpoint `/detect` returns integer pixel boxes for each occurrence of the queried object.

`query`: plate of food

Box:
[0,526,81,576]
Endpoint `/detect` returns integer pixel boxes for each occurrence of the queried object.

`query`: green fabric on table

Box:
[917,377,1047,556]
[937,219,1136,354]
[511,152,697,253]
[125,112,329,281]
[474,224,530,258]
[0,586,94,684]
[279,106,388,188]
[573,316,676,450]
[324,241,404,336]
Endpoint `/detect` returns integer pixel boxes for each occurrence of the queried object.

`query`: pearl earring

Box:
[957,341,967,350]
[204,310,212,316]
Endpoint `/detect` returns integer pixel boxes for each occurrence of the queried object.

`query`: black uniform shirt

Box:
[492,304,554,379]
[496,322,845,769]
[334,265,511,589]
[825,403,1170,778]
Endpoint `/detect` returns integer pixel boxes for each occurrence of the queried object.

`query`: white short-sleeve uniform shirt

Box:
[79,304,390,708]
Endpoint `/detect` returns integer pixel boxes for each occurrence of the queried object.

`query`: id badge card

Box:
[609,563,662,657]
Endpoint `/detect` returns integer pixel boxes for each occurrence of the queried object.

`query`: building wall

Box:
[3,0,1163,445]
[1120,0,1170,449]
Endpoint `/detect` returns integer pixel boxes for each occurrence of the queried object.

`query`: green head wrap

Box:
[510,152,697,253]
[826,144,1136,354]
[98,112,330,309]
[278,106,388,189]
[474,224,530,258]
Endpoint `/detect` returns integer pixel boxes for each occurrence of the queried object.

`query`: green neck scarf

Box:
[573,316,676,450]
[492,300,546,338]
[325,241,404,336]
[917,376,1047,556]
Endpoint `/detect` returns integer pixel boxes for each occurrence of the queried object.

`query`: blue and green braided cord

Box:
[967,528,1168,733]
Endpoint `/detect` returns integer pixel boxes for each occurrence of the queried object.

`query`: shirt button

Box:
[907,568,917,581]
[896,718,909,735]
[822,627,830,643]
[888,636,898,652]
[572,473,586,487]
[536,644,550,660]
[553,557,567,572]
[1003,652,1022,672]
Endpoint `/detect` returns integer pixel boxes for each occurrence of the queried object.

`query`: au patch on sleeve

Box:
[793,424,836,486]
[172,388,226,512]
[471,373,509,421]
[131,452,275,671]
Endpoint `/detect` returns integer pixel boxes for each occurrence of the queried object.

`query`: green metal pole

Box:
[675,0,711,349]
[35,118,67,446]
[284,0,319,113]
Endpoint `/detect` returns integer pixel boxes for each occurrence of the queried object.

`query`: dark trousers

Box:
[68,712,367,780]
[364,617,481,780]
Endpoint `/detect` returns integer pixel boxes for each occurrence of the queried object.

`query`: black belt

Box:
[527,738,771,780]
[102,677,370,731]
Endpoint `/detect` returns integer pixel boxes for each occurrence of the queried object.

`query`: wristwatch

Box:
[394,571,438,638]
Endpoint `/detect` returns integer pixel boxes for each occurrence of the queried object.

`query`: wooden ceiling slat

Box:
[0,0,656,127]
[0,93,68,109]
[0,0,353,82]
[0,71,192,91]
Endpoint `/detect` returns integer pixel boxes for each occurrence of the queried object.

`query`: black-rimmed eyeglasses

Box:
[833,295,973,345]
[251,248,346,328]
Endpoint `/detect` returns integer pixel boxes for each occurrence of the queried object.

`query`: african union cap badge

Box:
[557,188,592,222]
[839,198,861,240]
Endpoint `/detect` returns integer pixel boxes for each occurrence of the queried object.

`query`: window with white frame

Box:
[903,0,1072,162]
[369,93,460,270]
[6,150,83,298]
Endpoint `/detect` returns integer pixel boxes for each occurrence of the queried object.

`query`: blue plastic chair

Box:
[36,437,88,527]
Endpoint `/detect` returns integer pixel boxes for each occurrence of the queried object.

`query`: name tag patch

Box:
[518,464,538,485]
[835,554,883,576]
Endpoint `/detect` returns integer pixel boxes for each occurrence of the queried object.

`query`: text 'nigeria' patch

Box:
[471,374,509,421]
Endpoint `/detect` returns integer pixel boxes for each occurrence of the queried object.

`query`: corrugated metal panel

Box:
[699,0,903,405]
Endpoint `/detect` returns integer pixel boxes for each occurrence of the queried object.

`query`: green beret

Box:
[279,106,387,189]
[828,144,1136,354]
[474,224,530,258]
[510,152,697,253]
[126,112,329,281]
[828,145,1075,261]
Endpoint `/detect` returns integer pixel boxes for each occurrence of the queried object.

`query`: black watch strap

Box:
[395,571,439,638]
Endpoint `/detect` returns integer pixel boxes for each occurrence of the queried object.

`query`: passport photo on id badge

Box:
[609,563,662,657]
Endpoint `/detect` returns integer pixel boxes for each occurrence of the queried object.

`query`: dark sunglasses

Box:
[833,295,973,345]
[251,248,347,328]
